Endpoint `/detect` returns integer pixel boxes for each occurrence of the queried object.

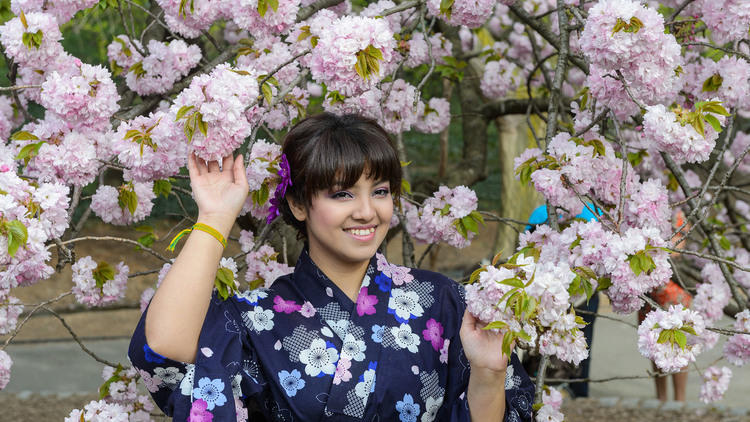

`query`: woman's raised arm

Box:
[144,153,249,363]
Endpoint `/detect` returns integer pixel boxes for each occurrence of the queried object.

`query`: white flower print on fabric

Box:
[235,288,268,305]
[391,323,421,353]
[243,306,275,332]
[396,393,421,422]
[192,377,227,410]
[278,369,306,397]
[388,288,424,322]
[299,338,339,377]
[341,333,367,362]
[505,364,522,391]
[333,357,352,385]
[153,366,184,388]
[354,365,377,403]
[421,396,443,422]
[179,364,195,396]
[231,373,243,398]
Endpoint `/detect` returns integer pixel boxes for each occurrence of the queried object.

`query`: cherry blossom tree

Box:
[1,0,750,420]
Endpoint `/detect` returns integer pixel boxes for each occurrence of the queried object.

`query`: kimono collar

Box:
[292,247,380,312]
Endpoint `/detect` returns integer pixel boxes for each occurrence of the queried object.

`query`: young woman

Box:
[129,113,535,421]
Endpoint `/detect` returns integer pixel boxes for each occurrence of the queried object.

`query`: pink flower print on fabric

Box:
[273,295,302,314]
[422,318,445,351]
[376,253,414,286]
[356,287,378,317]
[188,399,214,422]
[439,339,450,364]
[333,357,352,385]
[299,301,316,318]
[138,368,161,393]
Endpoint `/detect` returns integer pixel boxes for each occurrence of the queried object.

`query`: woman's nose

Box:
[352,195,376,220]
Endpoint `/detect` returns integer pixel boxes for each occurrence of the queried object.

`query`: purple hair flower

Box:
[266,154,293,224]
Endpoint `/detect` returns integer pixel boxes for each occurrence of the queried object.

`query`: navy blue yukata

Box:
[129,248,535,421]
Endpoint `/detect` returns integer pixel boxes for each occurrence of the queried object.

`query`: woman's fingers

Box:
[232,155,247,187]
[187,152,200,177]
[207,159,220,173]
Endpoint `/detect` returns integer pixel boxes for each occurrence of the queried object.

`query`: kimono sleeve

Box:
[128,293,248,420]
[438,279,535,422]
[438,279,472,421]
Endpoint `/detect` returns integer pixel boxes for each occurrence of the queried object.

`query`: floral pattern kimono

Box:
[129,249,534,421]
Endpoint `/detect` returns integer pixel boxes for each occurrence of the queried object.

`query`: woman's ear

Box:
[287,198,307,222]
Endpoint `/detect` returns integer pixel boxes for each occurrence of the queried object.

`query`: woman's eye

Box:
[374,188,390,196]
[331,191,352,199]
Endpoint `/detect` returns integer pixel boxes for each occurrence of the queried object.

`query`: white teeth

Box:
[347,227,375,236]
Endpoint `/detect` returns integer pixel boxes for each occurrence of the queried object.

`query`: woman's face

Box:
[291,172,393,271]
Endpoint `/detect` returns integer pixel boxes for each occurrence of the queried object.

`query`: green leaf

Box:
[597,277,612,291]
[153,179,172,198]
[175,105,195,121]
[679,325,697,336]
[92,261,115,289]
[261,82,273,105]
[462,215,479,235]
[702,73,723,92]
[98,364,124,399]
[117,186,138,215]
[15,141,45,165]
[214,267,236,300]
[137,232,156,249]
[10,130,39,141]
[196,113,207,137]
[482,321,508,331]
[469,210,485,226]
[499,277,525,288]
[469,267,484,284]
[19,9,28,29]
[401,179,412,195]
[453,219,468,239]
[704,114,722,133]
[719,235,731,250]
[439,0,455,18]
[258,0,268,16]
[657,329,674,344]
[582,277,594,302]
[501,331,514,357]
[674,330,687,349]
[5,220,28,257]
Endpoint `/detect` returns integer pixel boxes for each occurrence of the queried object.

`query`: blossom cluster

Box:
[701,0,750,44]
[170,64,259,162]
[110,111,187,183]
[66,365,154,421]
[245,244,293,288]
[426,0,498,28]
[700,366,732,404]
[90,182,156,226]
[227,0,300,35]
[693,263,731,324]
[155,0,222,38]
[536,387,564,422]
[637,305,706,373]
[414,97,451,134]
[404,185,479,249]
[580,0,683,120]
[0,12,64,70]
[404,32,453,68]
[724,309,750,366]
[40,62,120,131]
[71,256,129,307]
[308,15,396,96]
[464,243,588,365]
[0,350,12,391]
[480,59,521,99]
[11,0,98,24]
[107,37,202,96]
[642,103,725,164]
[0,294,23,336]
[0,148,69,292]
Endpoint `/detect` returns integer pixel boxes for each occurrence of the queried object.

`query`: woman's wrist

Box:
[196,214,235,239]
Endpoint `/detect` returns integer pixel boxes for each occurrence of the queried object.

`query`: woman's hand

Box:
[460,310,511,373]
[187,152,249,225]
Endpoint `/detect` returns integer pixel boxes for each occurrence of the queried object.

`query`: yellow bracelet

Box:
[167,222,227,251]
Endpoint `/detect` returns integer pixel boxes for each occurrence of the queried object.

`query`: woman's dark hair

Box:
[279,112,402,237]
